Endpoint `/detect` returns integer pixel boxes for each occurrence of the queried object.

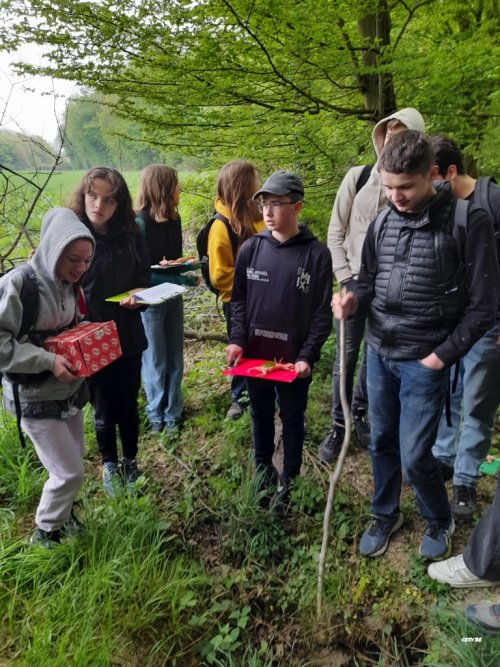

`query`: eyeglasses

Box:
[258,201,296,212]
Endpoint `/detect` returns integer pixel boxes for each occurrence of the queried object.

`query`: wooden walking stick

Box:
[317,288,352,618]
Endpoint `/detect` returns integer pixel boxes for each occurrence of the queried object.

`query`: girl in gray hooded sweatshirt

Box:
[0,208,95,546]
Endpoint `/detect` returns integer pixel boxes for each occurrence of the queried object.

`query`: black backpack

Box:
[475,177,500,261]
[0,263,43,448]
[196,213,238,295]
[0,263,39,341]
[1,264,77,448]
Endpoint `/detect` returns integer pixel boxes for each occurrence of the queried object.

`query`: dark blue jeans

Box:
[332,309,368,423]
[367,347,451,527]
[246,376,311,479]
[223,301,246,404]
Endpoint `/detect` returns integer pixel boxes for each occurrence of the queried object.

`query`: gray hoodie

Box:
[0,207,95,407]
[327,108,425,283]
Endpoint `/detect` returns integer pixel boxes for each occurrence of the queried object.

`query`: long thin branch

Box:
[317,291,352,618]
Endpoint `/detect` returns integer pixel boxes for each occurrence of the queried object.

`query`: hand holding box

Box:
[43,321,122,377]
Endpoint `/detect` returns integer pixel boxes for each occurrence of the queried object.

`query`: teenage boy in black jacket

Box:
[333,131,498,561]
[226,171,332,507]
[430,135,500,522]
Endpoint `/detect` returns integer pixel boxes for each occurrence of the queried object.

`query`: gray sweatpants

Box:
[463,474,500,582]
[22,412,85,532]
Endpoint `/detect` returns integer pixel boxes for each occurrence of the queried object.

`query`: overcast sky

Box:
[0,46,77,143]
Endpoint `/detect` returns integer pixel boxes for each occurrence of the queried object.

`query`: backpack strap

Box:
[371,207,390,248]
[213,213,239,258]
[11,263,40,448]
[355,165,373,194]
[15,263,39,338]
[475,177,496,223]
[445,197,470,428]
[451,198,469,263]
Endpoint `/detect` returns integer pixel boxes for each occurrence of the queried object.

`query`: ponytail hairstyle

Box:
[136,164,179,222]
[216,160,261,243]
[69,167,137,233]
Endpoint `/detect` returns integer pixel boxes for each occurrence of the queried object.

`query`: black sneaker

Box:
[451,484,477,522]
[353,410,370,449]
[29,527,62,548]
[318,426,345,463]
[122,458,142,487]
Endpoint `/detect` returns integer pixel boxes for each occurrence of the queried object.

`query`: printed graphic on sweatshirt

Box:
[296,267,310,294]
[247,267,270,283]
[255,328,289,341]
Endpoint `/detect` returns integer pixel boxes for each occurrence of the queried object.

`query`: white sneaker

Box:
[428,554,496,588]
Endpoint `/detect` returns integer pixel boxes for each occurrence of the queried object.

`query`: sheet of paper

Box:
[105,282,186,305]
[223,358,298,383]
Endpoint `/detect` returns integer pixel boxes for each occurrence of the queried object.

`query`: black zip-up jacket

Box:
[81,225,151,356]
[230,226,332,368]
[353,183,499,366]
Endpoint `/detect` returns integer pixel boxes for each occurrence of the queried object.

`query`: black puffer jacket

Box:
[81,226,151,356]
[354,183,499,365]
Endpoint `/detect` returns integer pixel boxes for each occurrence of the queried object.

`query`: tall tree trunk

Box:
[358,1,396,121]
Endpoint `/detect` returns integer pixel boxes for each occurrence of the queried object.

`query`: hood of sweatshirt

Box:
[32,207,95,283]
[28,208,95,331]
[372,108,425,158]
[255,224,317,247]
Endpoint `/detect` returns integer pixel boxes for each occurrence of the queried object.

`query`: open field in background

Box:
[1,168,331,271]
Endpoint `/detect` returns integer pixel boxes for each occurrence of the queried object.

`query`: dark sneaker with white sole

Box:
[359,513,404,557]
[419,519,455,560]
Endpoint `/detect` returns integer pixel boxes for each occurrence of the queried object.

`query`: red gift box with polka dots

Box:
[43,321,122,377]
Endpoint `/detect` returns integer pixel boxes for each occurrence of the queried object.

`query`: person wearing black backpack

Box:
[319,108,426,463]
[208,160,264,420]
[0,208,95,547]
[430,135,500,524]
